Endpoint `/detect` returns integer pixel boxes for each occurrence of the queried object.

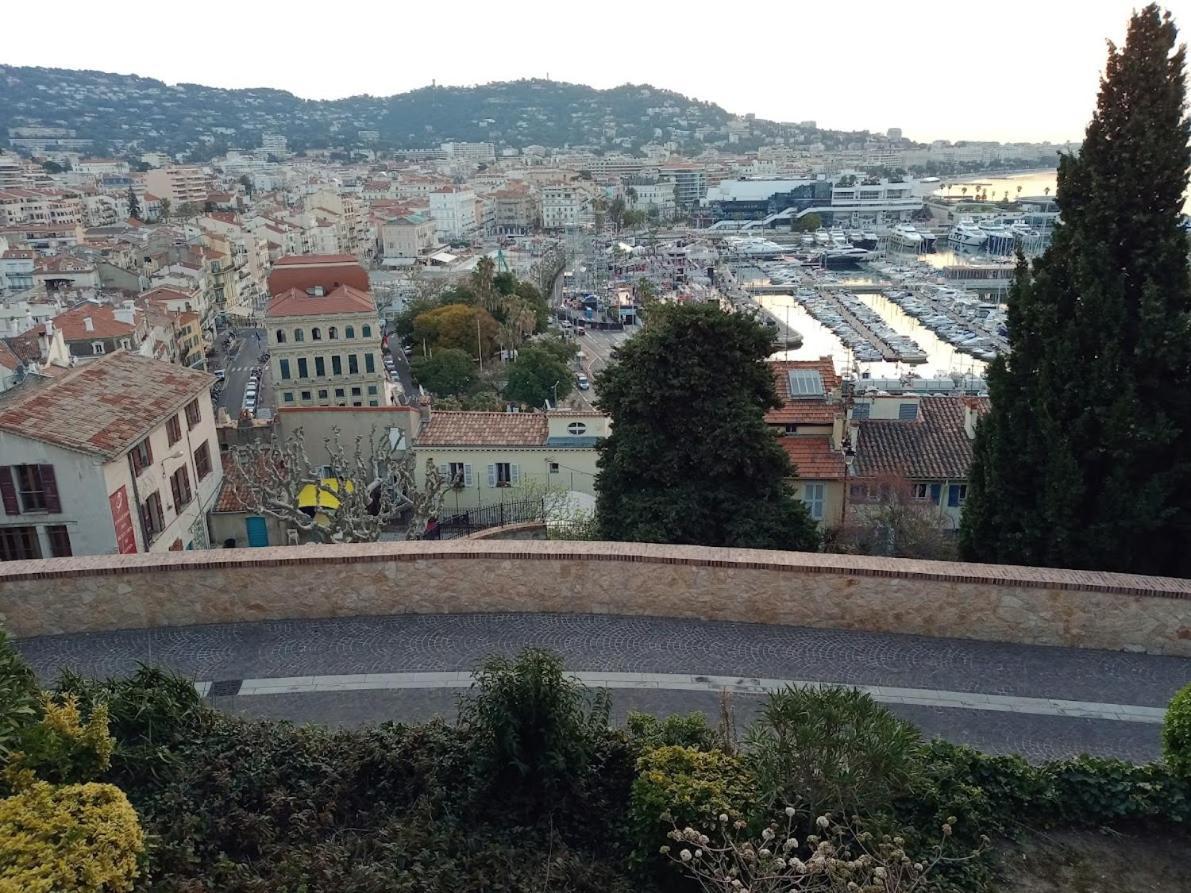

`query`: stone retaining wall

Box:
[2,541,1189,654]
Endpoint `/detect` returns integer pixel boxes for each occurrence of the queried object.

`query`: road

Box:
[16,613,1188,762]
[210,326,268,418]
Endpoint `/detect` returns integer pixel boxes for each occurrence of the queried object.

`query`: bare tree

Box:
[832,473,956,561]
[230,426,456,543]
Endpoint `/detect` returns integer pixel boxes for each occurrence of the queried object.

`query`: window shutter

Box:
[39,465,61,513]
[487,464,496,488]
[0,467,19,515]
[170,472,181,510]
[463,464,473,487]
[510,464,520,485]
[437,463,449,483]
[929,483,942,503]
[947,485,960,507]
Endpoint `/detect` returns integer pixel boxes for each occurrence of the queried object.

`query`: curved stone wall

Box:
[2,541,1189,655]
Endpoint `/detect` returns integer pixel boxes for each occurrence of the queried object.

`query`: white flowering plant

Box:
[660,808,987,893]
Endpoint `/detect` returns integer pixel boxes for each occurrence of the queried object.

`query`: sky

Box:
[7,0,1190,143]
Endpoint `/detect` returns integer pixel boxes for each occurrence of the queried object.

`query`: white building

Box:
[0,351,223,558]
[441,142,496,165]
[541,184,590,230]
[428,186,479,241]
[143,166,209,206]
[261,133,288,155]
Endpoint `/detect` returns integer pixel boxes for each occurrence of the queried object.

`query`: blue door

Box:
[245,516,269,547]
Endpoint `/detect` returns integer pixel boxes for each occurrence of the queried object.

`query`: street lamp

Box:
[840,437,856,529]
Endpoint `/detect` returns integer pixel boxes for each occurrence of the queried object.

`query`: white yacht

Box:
[949,218,988,249]
[888,224,924,252]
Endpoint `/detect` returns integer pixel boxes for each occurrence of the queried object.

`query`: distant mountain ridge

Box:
[0,65,848,158]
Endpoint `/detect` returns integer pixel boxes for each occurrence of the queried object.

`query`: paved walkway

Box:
[17,613,1191,762]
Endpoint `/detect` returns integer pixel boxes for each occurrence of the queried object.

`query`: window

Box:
[301,390,312,401]
[2,465,60,514]
[345,325,355,339]
[194,442,212,481]
[318,389,329,400]
[549,462,560,473]
[947,484,968,507]
[334,388,345,398]
[279,358,291,380]
[332,355,343,375]
[0,527,40,561]
[275,329,286,344]
[898,402,919,421]
[489,462,518,488]
[367,385,378,396]
[315,356,326,377]
[348,354,359,375]
[328,326,338,339]
[311,327,322,341]
[283,392,294,403]
[350,386,361,396]
[369,400,379,406]
[92,341,106,354]
[849,483,870,502]
[119,338,131,350]
[293,329,305,342]
[362,324,372,338]
[170,465,193,511]
[185,398,201,429]
[141,491,165,540]
[297,357,309,378]
[365,353,375,374]
[46,525,71,558]
[442,462,473,488]
[912,483,930,501]
[801,482,825,521]
[166,414,182,446]
[130,438,153,475]
[567,422,587,436]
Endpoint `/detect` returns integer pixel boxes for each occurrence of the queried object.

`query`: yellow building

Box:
[413,410,609,514]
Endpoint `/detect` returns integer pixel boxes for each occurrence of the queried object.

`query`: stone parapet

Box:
[2,541,1189,654]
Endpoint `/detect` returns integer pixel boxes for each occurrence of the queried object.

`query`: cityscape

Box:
[0,3,1190,891]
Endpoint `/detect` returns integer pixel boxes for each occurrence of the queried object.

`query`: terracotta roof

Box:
[780,435,846,480]
[0,351,214,458]
[854,396,990,481]
[4,327,47,364]
[140,287,196,304]
[0,342,21,371]
[273,254,358,266]
[415,411,548,447]
[765,358,842,425]
[266,285,376,318]
[213,452,276,512]
[267,256,370,296]
[35,254,93,273]
[53,303,138,341]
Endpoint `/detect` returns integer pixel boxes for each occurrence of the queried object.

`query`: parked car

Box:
[575,324,586,336]
[213,369,226,381]
[576,373,590,391]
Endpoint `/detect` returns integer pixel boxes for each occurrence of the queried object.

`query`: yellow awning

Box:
[297,478,355,510]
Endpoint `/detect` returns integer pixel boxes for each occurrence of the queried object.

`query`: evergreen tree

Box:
[126,186,141,221]
[961,5,1191,576]
[594,303,820,551]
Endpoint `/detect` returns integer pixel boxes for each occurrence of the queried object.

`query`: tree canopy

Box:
[411,348,475,396]
[960,4,1191,577]
[413,304,500,360]
[504,344,574,408]
[594,303,820,550]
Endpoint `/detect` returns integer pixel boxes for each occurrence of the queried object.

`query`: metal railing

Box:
[424,497,547,540]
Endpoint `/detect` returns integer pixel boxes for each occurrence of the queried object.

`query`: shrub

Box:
[745,686,925,821]
[457,648,610,809]
[626,710,724,753]
[0,629,38,762]
[1163,682,1191,779]
[0,780,144,892]
[628,745,755,869]
[9,695,113,787]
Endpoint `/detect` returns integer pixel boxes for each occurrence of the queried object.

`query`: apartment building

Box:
[428,186,478,241]
[657,162,708,209]
[626,179,677,220]
[0,249,35,294]
[541,184,590,230]
[379,213,438,264]
[265,256,386,409]
[52,301,146,359]
[441,142,496,165]
[143,167,209,206]
[0,351,222,558]
[491,188,541,234]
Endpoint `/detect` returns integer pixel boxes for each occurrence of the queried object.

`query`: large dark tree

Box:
[961,5,1191,576]
[594,303,820,551]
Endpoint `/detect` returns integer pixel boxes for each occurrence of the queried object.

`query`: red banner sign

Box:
[109,486,138,554]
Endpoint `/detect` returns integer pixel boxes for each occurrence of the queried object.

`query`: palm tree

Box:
[961,186,968,199]
[470,256,497,311]
[1016,184,1022,201]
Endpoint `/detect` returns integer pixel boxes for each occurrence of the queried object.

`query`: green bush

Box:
[745,685,925,820]
[625,710,724,753]
[628,745,754,869]
[1163,682,1191,779]
[0,780,144,893]
[457,648,610,810]
[9,695,114,787]
[0,628,38,759]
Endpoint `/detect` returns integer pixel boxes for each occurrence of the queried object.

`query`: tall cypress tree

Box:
[962,4,1191,576]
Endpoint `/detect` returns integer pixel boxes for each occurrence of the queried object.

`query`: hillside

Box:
[0,65,844,157]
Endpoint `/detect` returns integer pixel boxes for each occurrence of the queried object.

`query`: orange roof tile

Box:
[415,411,548,447]
[780,436,846,480]
[266,285,376,318]
[53,303,138,342]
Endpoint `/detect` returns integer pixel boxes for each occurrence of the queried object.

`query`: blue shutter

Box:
[947,485,961,507]
[929,483,942,503]
[245,516,269,547]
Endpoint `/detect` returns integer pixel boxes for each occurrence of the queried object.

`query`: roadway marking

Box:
[196,671,1166,724]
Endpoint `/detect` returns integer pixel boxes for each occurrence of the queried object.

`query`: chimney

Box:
[963,399,980,440]
[113,306,136,325]
[83,316,94,332]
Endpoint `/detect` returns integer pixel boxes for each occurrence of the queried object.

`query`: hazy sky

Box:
[8,0,1189,143]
